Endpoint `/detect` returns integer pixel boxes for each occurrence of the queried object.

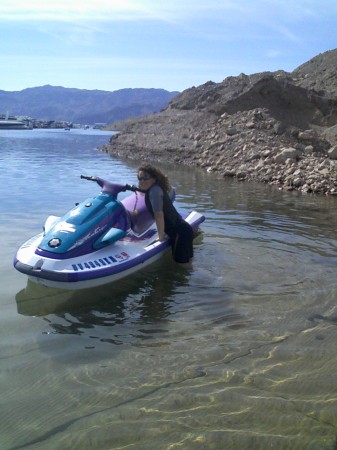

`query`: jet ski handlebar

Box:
[80,175,144,197]
[80,175,96,181]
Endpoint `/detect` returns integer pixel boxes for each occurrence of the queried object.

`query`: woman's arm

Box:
[149,185,166,241]
[154,211,166,241]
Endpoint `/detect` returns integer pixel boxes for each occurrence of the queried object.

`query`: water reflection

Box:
[15,253,192,342]
[6,150,337,449]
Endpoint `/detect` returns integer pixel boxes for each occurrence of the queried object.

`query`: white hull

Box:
[15,211,204,290]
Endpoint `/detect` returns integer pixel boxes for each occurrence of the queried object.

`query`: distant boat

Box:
[0,113,32,130]
[93,122,107,130]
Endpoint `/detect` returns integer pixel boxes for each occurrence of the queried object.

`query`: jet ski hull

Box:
[14,211,204,290]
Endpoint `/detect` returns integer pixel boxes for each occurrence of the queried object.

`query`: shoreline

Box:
[100,108,337,196]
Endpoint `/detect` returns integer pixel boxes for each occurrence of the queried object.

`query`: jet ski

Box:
[14,175,205,290]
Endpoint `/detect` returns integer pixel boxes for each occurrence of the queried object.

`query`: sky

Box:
[0,0,336,93]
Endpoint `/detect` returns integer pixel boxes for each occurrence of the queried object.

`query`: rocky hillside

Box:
[0,85,179,124]
[101,49,337,195]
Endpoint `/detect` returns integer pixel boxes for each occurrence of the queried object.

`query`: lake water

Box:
[1,129,337,450]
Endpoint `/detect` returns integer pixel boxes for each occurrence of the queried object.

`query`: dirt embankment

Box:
[101,49,337,195]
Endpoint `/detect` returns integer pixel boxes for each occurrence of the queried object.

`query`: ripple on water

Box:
[2,139,337,449]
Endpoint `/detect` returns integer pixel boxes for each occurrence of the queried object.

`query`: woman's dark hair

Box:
[138,164,171,192]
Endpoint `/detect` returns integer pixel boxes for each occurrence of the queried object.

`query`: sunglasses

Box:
[137,176,151,181]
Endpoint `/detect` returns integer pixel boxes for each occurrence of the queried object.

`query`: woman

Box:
[137,164,194,264]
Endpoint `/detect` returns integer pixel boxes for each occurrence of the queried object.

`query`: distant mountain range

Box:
[0,85,179,125]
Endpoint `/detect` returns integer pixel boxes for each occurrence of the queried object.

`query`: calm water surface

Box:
[1,129,337,450]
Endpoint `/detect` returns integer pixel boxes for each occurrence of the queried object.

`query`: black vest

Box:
[145,185,181,235]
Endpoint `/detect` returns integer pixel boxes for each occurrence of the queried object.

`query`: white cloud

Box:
[1,0,335,26]
[0,0,150,21]
[0,0,335,92]
[0,0,277,23]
